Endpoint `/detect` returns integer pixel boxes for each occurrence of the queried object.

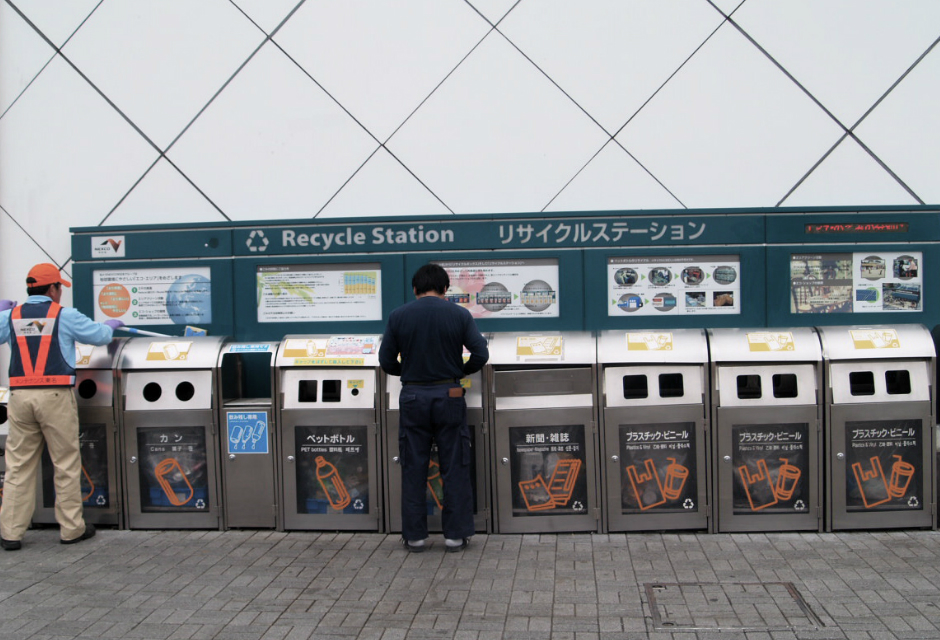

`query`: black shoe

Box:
[400,537,428,553]
[61,524,96,545]
[444,538,470,553]
[1,538,22,551]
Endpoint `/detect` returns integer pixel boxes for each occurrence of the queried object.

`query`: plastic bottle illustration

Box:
[774,457,802,501]
[887,455,915,499]
[80,465,95,502]
[229,424,243,446]
[251,421,266,445]
[316,456,351,510]
[154,458,195,506]
[626,459,667,510]
[662,458,689,501]
[738,459,778,511]
[426,460,444,510]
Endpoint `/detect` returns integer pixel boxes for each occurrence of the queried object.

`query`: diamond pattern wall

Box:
[1,0,938,309]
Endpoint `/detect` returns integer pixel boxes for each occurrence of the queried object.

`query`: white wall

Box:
[1,0,939,381]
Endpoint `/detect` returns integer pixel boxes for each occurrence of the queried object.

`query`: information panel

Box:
[256,263,382,322]
[137,426,210,512]
[607,255,740,316]
[731,423,810,515]
[93,267,212,325]
[509,425,588,517]
[435,258,560,319]
[295,425,370,515]
[790,251,922,313]
[42,423,110,508]
[618,422,698,514]
[226,411,270,455]
[845,419,923,512]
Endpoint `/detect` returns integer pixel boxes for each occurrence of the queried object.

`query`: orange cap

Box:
[27,263,71,288]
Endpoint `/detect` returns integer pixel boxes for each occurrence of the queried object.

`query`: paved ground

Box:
[1,528,939,640]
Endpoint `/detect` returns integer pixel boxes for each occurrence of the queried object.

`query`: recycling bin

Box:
[33,340,127,527]
[217,342,279,529]
[818,325,936,531]
[488,332,600,533]
[597,330,710,532]
[383,369,489,534]
[708,328,823,533]
[119,336,228,529]
[276,335,382,531]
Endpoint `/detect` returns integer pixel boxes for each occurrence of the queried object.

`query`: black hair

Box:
[412,264,450,296]
[27,283,54,296]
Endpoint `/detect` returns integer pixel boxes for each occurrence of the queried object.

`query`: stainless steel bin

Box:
[33,339,127,528]
[276,335,383,531]
[383,368,489,534]
[818,325,936,531]
[119,336,228,529]
[487,332,600,533]
[217,342,279,529]
[598,330,710,532]
[708,328,823,532]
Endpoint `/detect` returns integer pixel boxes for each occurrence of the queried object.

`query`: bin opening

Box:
[736,375,762,399]
[849,371,875,396]
[659,373,684,398]
[176,381,195,402]
[322,380,342,402]
[622,375,648,400]
[772,373,798,399]
[221,353,273,401]
[298,380,318,403]
[77,379,98,400]
[885,370,912,395]
[143,382,162,402]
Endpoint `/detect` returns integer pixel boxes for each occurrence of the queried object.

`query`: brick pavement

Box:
[1,529,939,639]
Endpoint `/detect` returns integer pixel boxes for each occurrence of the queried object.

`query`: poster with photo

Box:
[93,267,212,325]
[435,258,559,319]
[790,252,922,313]
[256,263,382,322]
[607,256,740,316]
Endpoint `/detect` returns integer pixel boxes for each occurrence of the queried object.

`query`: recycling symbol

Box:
[794,500,806,511]
[572,501,585,512]
[195,499,207,509]
[908,496,920,508]
[96,495,107,506]
[353,499,365,511]
[247,230,269,252]
[682,499,695,510]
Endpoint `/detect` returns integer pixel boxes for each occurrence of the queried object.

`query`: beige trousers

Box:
[0,387,87,541]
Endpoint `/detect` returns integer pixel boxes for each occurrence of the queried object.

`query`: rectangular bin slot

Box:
[736,374,762,399]
[322,380,342,402]
[849,371,875,396]
[885,370,911,395]
[772,373,798,399]
[298,380,318,403]
[622,375,649,400]
[658,373,684,398]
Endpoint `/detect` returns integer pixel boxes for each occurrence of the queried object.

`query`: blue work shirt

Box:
[0,295,114,369]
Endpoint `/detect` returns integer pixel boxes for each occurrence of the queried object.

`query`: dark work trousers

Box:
[398,383,474,542]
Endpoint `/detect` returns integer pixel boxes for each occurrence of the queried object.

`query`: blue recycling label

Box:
[226,411,270,454]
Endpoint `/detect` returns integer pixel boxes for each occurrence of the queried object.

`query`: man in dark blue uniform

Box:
[379,264,488,552]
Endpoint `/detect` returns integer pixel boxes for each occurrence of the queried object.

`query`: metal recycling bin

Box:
[217,342,279,529]
[708,328,823,533]
[818,325,936,531]
[276,335,382,531]
[488,332,600,533]
[120,336,227,530]
[33,339,127,528]
[597,330,710,533]
[383,369,489,534]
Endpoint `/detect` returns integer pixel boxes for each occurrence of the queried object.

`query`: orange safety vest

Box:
[9,302,75,387]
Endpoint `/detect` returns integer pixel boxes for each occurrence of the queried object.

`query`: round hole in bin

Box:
[176,381,195,402]
[143,382,162,402]
[0,405,7,423]
[77,379,98,400]
[351,388,359,397]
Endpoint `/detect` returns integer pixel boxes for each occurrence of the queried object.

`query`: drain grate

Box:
[645,582,824,631]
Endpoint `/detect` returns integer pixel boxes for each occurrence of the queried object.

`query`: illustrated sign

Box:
[436,258,559,319]
[280,336,376,366]
[515,335,563,360]
[42,423,110,509]
[627,332,674,351]
[509,425,588,517]
[849,329,901,350]
[731,423,810,515]
[226,412,269,454]
[256,263,382,323]
[607,255,740,316]
[295,425,369,515]
[93,267,212,325]
[619,422,697,514]
[790,252,922,313]
[845,419,923,512]
[145,341,194,362]
[747,332,796,352]
[138,426,210,512]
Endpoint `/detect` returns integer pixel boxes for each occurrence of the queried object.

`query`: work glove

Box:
[104,319,125,330]
[0,300,17,312]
